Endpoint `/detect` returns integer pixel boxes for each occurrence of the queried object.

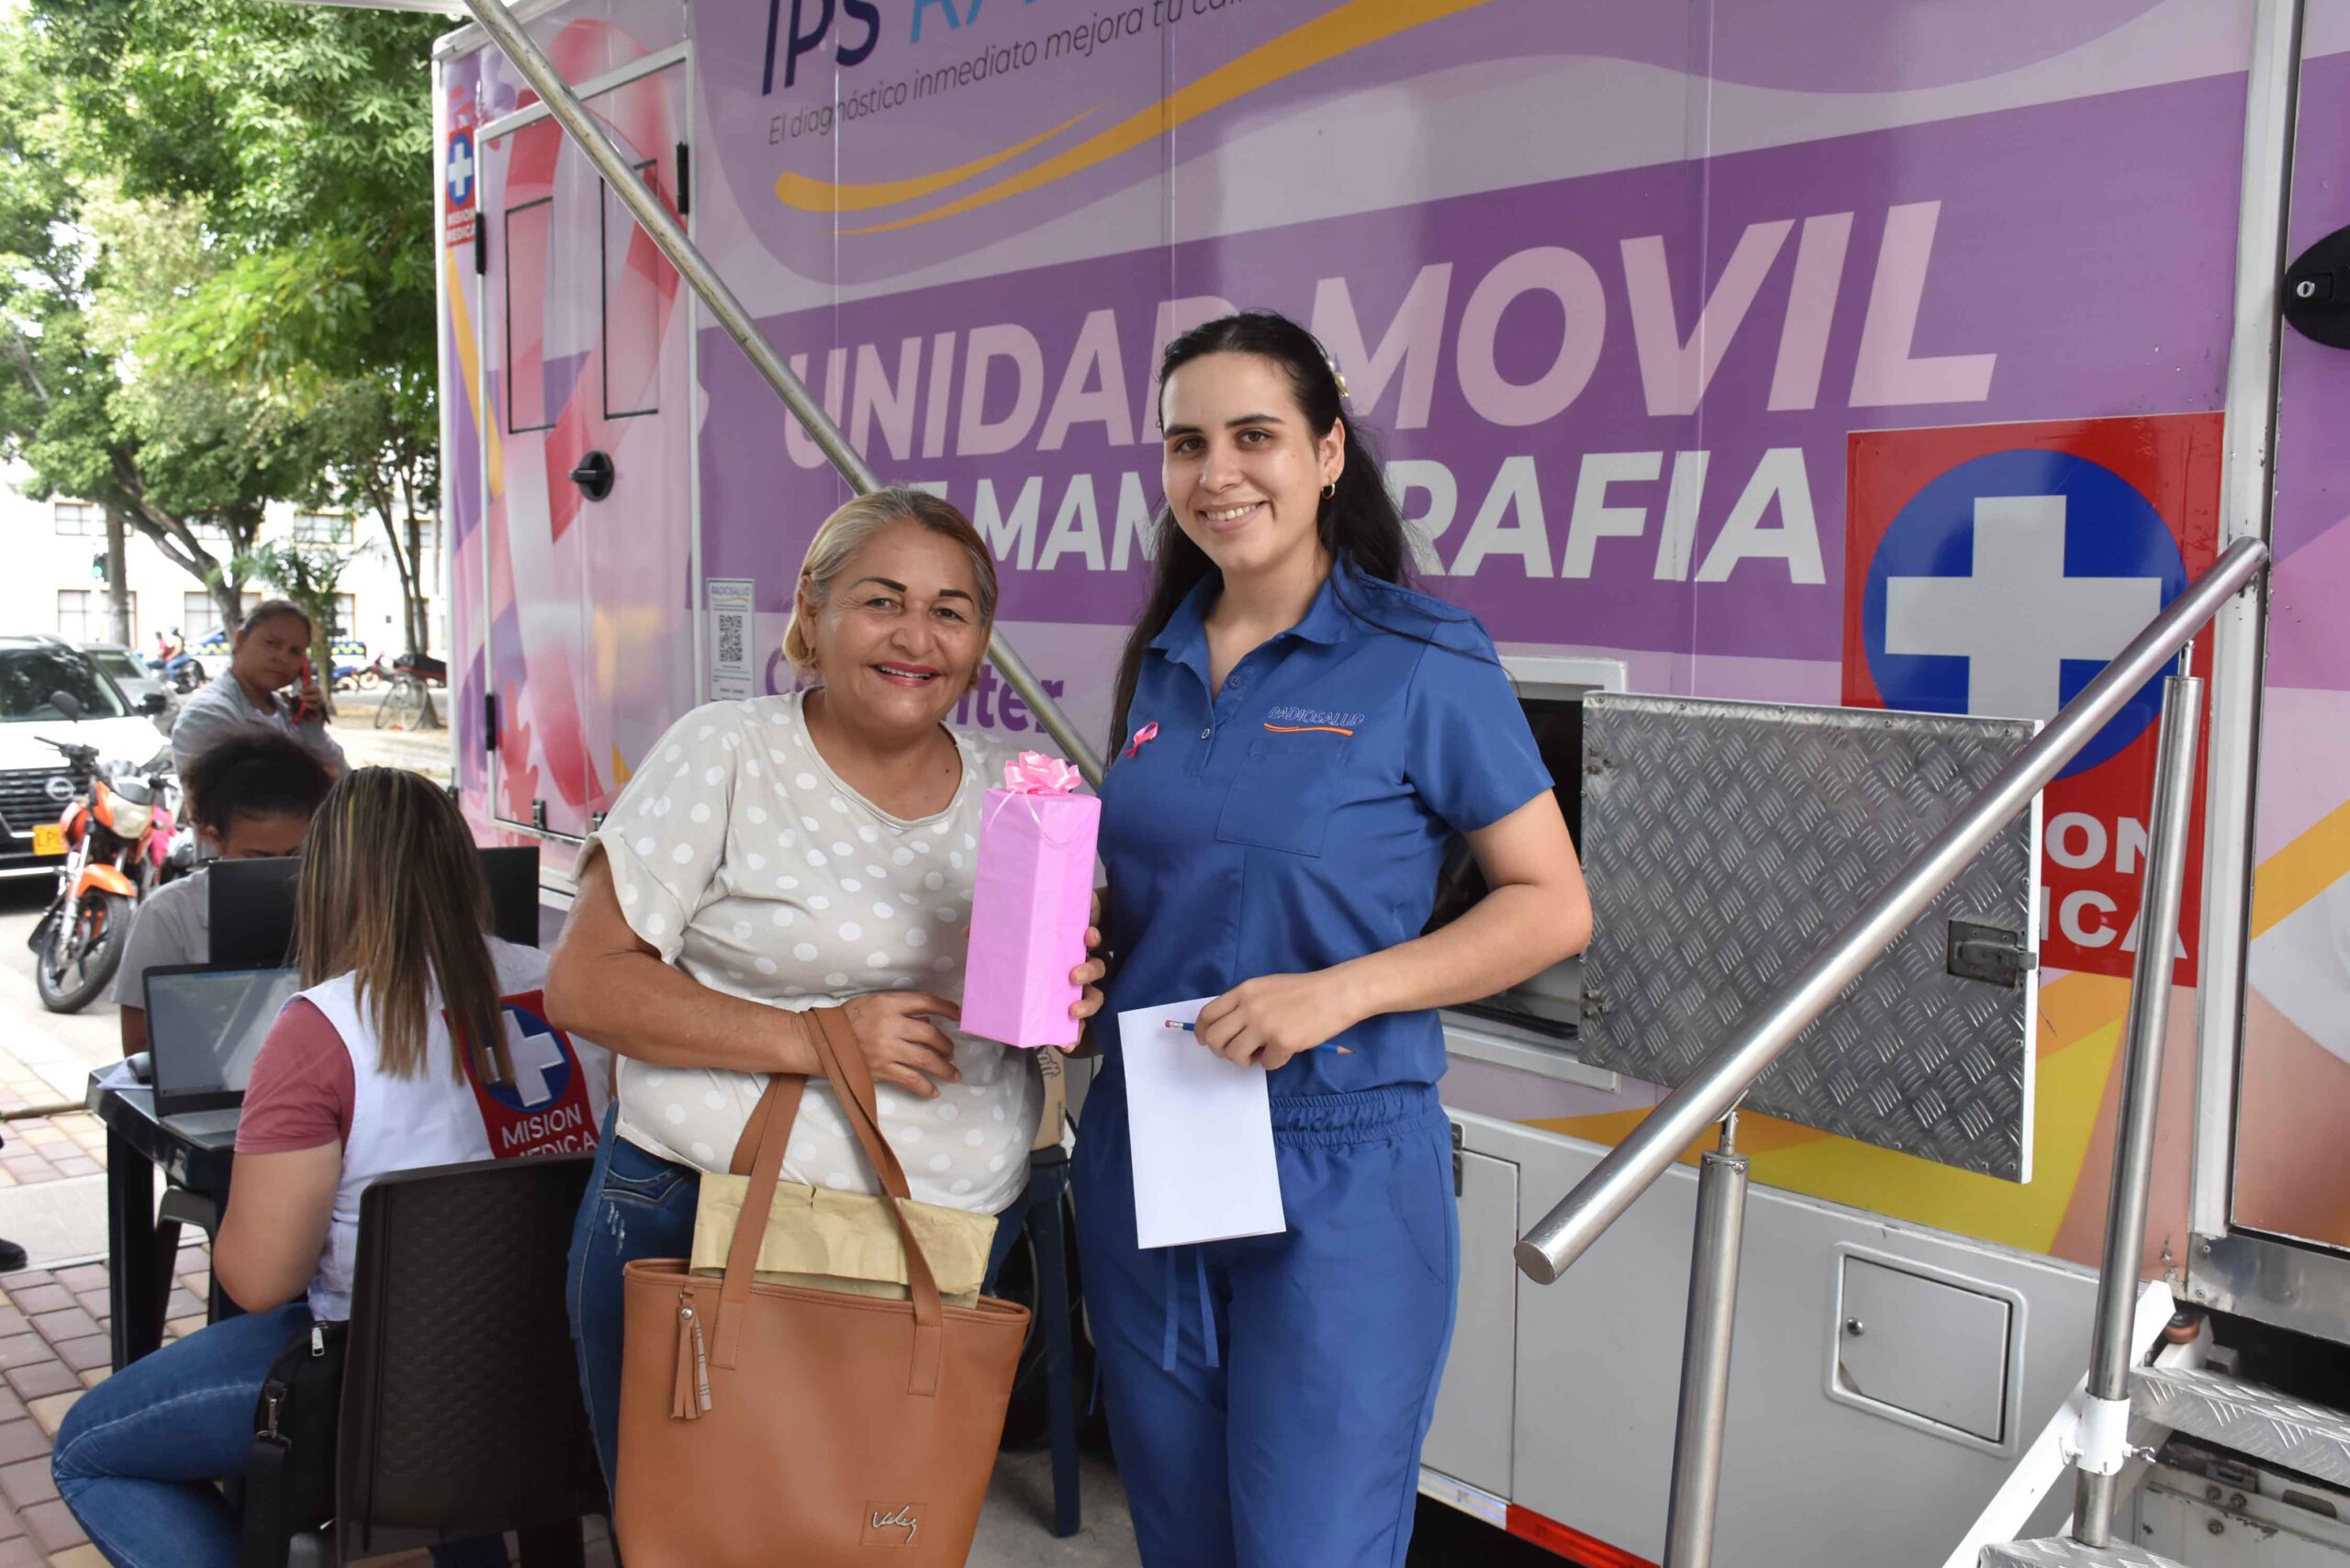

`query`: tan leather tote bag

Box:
[614,1007,1029,1565]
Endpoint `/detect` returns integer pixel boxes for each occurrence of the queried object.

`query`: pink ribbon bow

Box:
[1003,752,1084,794]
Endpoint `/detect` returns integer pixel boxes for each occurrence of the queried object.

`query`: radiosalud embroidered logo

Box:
[1264,705,1366,729]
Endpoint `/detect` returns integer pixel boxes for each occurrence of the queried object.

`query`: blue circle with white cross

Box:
[480,1002,570,1111]
[445,131,476,207]
[1862,449,2184,780]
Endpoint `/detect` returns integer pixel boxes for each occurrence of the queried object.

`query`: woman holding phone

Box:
[1079,311,1594,1567]
[168,599,346,784]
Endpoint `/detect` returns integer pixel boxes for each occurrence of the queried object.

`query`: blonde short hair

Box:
[781,487,998,670]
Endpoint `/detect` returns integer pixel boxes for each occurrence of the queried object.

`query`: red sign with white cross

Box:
[443,87,478,249]
[1844,414,2222,982]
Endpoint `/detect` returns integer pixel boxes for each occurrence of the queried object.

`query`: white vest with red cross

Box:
[300,938,608,1321]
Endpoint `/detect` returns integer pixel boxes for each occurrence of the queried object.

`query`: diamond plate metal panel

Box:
[1981,1540,2188,1568]
[1578,694,2040,1180]
[2132,1365,2350,1487]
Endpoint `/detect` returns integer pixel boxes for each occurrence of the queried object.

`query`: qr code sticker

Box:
[717,611,744,668]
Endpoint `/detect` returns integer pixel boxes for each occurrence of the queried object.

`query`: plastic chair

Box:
[280,1153,606,1566]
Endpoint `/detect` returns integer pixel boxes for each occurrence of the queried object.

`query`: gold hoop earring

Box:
[1321,481,1337,499]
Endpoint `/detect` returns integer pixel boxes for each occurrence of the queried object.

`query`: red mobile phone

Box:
[292,658,318,724]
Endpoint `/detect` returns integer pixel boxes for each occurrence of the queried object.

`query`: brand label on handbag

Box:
[860,1504,922,1547]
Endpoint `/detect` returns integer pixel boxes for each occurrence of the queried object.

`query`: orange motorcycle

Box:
[28,693,176,1013]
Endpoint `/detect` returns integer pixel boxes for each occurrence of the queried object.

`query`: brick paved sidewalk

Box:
[0,1113,568,1565]
[0,1118,106,1191]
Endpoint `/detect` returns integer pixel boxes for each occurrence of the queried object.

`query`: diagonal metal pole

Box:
[453,0,1103,784]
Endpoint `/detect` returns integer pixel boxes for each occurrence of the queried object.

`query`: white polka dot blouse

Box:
[588,690,1040,1215]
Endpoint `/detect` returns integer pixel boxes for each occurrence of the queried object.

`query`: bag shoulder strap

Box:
[709,1005,947,1397]
[727,1058,810,1178]
[239,1423,294,1568]
[804,1008,946,1398]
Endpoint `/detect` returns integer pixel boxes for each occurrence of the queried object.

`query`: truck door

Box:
[477,59,694,839]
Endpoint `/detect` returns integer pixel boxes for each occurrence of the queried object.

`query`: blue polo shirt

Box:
[1096,568,1553,1095]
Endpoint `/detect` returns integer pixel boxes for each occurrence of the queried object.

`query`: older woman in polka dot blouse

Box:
[546,487,1106,1489]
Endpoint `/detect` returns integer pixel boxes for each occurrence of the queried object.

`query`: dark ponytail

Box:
[1108,310,1411,753]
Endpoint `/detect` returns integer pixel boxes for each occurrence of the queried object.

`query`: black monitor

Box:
[480,846,543,947]
[207,857,300,969]
[207,843,543,968]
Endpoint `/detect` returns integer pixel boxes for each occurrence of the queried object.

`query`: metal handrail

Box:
[2074,669,2203,1546]
[451,0,1104,786]
[1516,533,2269,1286]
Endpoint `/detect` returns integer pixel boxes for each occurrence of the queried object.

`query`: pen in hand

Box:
[1164,1019,1352,1055]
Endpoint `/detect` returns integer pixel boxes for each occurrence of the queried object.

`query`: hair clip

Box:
[1304,330,1350,405]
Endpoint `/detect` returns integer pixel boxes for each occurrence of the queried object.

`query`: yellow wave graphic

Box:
[834,0,1495,236]
[442,246,506,501]
[2253,792,2350,937]
[777,111,1094,213]
[1528,974,2134,1253]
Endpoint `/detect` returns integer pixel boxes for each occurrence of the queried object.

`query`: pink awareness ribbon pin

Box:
[1120,721,1159,761]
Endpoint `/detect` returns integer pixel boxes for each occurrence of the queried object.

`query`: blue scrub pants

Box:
[1073,1071,1458,1568]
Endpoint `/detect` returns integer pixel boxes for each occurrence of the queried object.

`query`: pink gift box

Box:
[960,753,1100,1048]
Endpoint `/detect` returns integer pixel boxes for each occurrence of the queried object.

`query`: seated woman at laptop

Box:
[52,767,609,1568]
[115,732,334,1058]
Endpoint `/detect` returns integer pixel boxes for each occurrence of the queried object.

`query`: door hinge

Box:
[474,220,488,276]
[484,692,498,754]
[676,141,691,218]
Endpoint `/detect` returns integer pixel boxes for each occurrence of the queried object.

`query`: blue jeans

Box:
[51,1301,509,1568]
[565,1104,1032,1492]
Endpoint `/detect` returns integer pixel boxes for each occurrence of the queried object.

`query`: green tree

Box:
[0,22,303,634]
[27,0,446,650]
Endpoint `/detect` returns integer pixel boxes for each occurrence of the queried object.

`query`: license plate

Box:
[30,824,62,857]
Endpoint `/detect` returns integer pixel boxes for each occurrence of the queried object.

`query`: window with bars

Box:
[57,589,135,643]
[52,502,99,537]
[183,590,262,641]
[292,511,352,545]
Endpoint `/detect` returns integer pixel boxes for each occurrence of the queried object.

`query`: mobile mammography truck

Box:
[431,1,2350,1562]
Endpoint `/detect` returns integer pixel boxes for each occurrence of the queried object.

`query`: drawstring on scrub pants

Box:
[1161,1245,1220,1372]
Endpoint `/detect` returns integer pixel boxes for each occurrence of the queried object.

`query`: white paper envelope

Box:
[1118,997,1287,1249]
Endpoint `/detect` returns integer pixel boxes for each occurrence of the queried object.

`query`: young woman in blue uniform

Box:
[1079,311,1594,1568]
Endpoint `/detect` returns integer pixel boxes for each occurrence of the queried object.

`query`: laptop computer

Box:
[141,964,302,1137]
[207,845,543,968]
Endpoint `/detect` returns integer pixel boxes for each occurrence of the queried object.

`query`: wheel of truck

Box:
[35,892,131,1014]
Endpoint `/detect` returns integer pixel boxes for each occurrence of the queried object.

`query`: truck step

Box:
[1980,1541,2188,1567]
[2132,1364,2350,1487]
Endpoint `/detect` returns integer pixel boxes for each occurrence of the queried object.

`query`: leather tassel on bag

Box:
[672,1299,710,1421]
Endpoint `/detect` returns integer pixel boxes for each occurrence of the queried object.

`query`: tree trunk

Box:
[405,509,429,654]
[211,579,243,641]
[102,510,131,645]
